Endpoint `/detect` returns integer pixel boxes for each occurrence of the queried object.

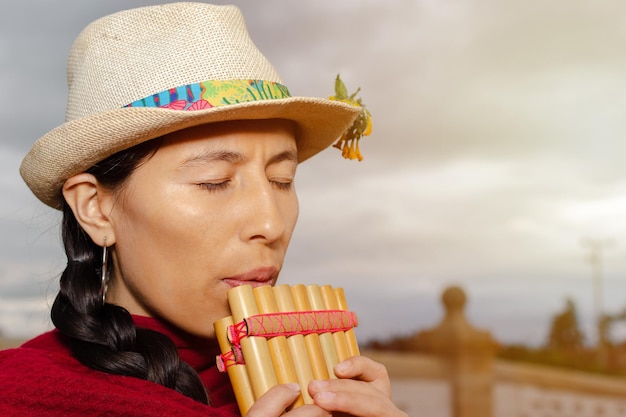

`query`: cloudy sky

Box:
[2,0,626,347]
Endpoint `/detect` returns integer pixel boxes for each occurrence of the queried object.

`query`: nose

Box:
[238,179,290,244]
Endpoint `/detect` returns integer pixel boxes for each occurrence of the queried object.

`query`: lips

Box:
[222,266,278,288]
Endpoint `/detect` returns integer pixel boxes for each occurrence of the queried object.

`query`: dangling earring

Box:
[100,237,110,305]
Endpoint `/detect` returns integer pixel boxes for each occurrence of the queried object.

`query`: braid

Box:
[50,140,209,404]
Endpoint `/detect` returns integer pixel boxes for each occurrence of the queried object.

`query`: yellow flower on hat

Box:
[329,74,372,161]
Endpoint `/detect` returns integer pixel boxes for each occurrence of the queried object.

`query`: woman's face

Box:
[106,119,299,338]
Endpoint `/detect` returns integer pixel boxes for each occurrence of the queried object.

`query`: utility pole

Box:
[581,237,614,349]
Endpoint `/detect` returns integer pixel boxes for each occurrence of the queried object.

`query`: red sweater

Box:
[0,316,241,416]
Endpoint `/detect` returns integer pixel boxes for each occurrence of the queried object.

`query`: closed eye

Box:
[271,179,293,191]
[198,180,231,192]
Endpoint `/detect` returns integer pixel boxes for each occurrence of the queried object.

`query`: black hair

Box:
[50,139,210,404]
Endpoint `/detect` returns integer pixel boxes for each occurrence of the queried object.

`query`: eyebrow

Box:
[180,150,245,167]
[179,148,298,168]
[267,149,298,166]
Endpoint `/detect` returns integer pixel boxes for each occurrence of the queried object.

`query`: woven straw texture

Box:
[20,2,359,208]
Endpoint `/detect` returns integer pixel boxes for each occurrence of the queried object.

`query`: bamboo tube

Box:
[253,285,304,409]
[320,285,350,362]
[214,316,255,416]
[227,285,278,399]
[334,287,360,356]
[290,284,330,380]
[273,285,315,404]
[305,285,339,378]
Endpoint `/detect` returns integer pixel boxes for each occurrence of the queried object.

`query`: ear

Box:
[62,173,117,246]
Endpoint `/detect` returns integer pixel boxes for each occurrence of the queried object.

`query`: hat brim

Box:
[20,97,360,209]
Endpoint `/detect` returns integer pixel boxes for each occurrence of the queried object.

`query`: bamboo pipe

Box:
[227,285,278,399]
[320,284,350,362]
[334,287,360,356]
[305,285,339,378]
[290,284,331,380]
[253,285,304,408]
[213,316,255,416]
[273,284,315,404]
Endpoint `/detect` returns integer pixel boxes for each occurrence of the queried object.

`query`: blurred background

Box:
[2,0,626,353]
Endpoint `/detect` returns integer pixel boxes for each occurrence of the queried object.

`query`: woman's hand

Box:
[307,356,408,417]
[245,356,407,417]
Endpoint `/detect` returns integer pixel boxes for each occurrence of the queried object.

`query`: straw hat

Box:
[20,2,360,209]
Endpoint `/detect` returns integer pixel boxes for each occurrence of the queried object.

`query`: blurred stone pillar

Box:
[414,286,499,417]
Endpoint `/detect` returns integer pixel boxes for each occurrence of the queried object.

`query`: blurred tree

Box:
[546,298,585,350]
[598,313,612,348]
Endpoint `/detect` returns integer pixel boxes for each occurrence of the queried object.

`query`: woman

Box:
[1,3,405,417]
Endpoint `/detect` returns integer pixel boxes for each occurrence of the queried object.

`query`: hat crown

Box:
[65,2,282,122]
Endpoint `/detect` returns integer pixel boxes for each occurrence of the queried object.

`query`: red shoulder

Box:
[0,331,240,417]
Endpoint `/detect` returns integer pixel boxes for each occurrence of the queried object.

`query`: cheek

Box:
[279,194,299,248]
[290,194,299,231]
[110,186,213,288]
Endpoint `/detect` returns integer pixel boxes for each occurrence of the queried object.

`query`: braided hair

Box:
[50,139,209,404]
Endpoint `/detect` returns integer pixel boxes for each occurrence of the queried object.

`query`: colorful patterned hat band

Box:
[125,79,291,111]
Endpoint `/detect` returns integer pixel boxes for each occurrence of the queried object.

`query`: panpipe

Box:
[213,283,360,416]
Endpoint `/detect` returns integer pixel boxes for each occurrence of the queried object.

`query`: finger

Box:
[309,378,387,404]
[245,384,301,417]
[247,384,332,417]
[283,405,333,417]
[333,356,392,397]
[309,380,406,417]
